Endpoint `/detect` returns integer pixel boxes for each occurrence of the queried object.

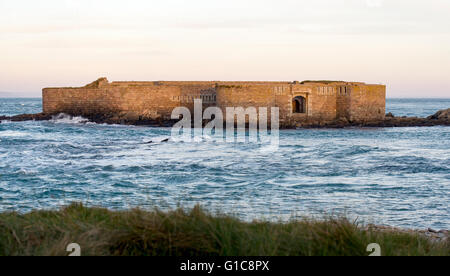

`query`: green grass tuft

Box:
[0,203,448,256]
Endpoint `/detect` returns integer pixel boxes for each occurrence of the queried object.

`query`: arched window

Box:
[293,96,306,114]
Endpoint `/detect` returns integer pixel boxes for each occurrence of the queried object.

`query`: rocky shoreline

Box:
[299,108,450,128]
[1,108,449,129]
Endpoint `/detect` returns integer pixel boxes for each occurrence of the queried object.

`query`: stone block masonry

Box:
[42,78,386,127]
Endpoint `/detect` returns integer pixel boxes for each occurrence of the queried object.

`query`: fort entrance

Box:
[293,96,307,114]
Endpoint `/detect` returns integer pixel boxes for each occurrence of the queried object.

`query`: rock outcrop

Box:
[1,108,450,129]
[297,109,450,128]
[0,113,52,122]
[427,108,450,120]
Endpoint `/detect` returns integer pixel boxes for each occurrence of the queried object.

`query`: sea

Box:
[0,98,449,229]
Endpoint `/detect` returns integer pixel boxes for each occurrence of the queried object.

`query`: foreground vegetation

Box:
[0,203,448,256]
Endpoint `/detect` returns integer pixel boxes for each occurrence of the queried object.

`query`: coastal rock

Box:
[8,113,53,122]
[336,117,349,125]
[1,108,449,128]
[428,108,450,120]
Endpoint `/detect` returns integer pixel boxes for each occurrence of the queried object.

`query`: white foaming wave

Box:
[51,113,90,124]
[192,136,206,143]
[259,144,280,153]
[50,113,133,128]
[0,130,28,137]
[16,168,38,175]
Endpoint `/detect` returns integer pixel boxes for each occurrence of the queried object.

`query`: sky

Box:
[1,0,450,98]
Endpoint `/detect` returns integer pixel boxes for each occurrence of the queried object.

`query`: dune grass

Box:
[0,203,448,256]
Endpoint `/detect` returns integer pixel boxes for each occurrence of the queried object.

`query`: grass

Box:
[0,203,448,256]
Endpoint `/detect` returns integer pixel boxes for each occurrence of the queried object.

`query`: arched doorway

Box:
[293,96,306,114]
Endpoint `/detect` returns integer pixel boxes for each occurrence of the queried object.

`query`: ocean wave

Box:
[0,130,28,137]
[0,111,449,229]
[51,113,90,124]
[49,113,136,128]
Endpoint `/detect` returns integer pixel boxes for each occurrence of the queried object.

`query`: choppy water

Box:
[0,98,449,229]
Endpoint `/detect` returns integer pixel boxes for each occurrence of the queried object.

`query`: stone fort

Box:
[43,78,386,127]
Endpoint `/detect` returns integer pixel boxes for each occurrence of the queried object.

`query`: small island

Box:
[0,78,449,128]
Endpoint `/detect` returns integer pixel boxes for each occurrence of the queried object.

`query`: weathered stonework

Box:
[42,78,386,127]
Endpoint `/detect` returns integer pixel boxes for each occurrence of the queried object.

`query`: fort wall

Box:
[336,86,352,120]
[348,85,386,121]
[43,85,181,121]
[216,84,279,125]
[42,78,386,126]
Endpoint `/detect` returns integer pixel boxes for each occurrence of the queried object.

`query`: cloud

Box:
[0,0,449,97]
[1,1,449,36]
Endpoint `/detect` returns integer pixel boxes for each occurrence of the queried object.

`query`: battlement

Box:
[43,78,386,126]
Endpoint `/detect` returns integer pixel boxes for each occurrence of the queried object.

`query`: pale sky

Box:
[1,0,450,97]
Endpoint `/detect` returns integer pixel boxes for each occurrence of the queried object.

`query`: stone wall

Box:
[216,83,279,125]
[348,84,386,121]
[308,85,338,122]
[336,86,352,120]
[43,85,181,121]
[42,78,386,126]
[43,80,218,121]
